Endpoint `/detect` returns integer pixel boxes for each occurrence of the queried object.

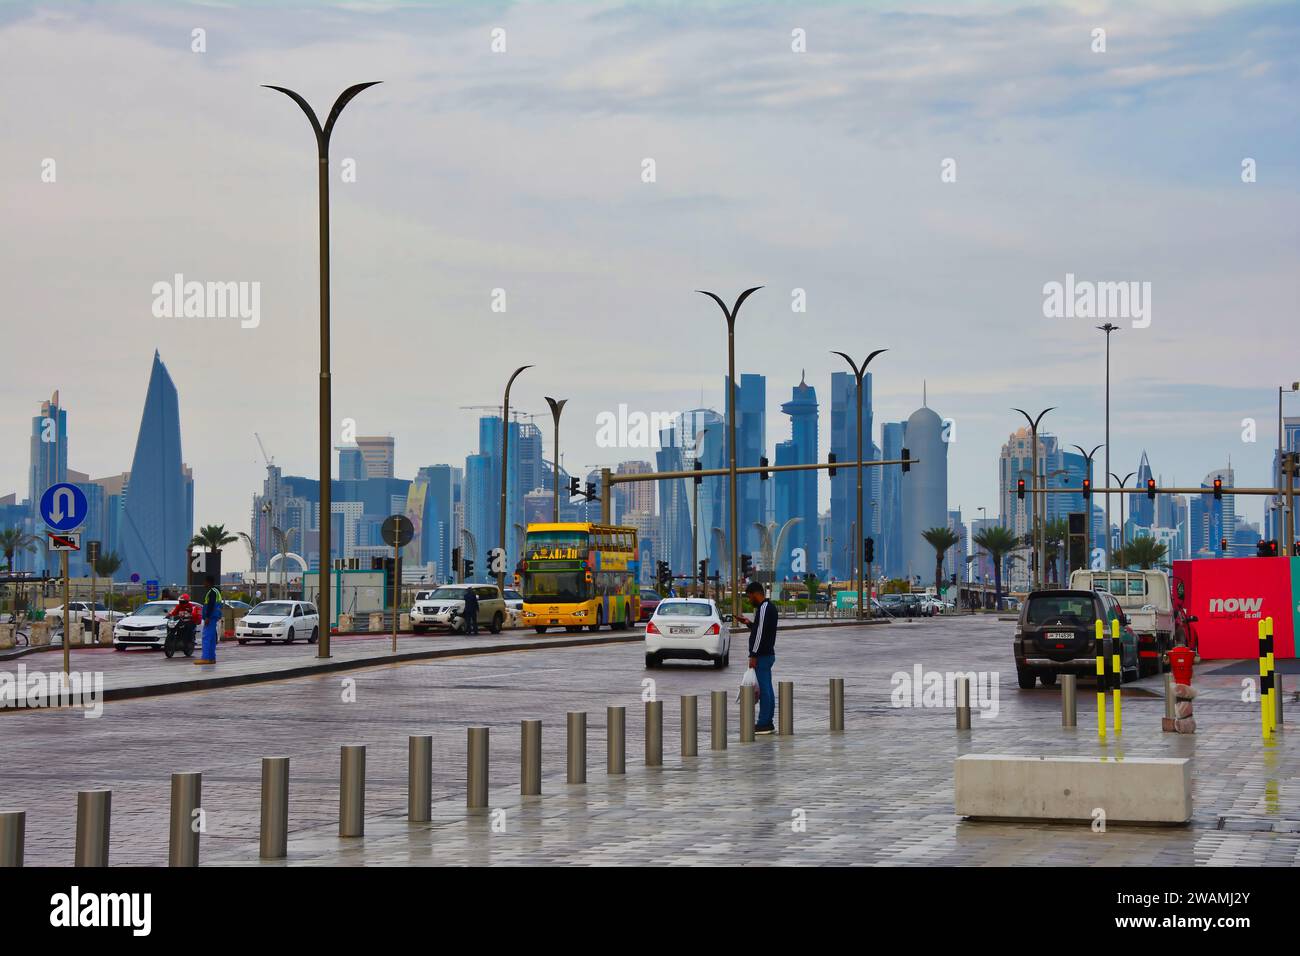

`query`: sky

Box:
[2,0,1298,569]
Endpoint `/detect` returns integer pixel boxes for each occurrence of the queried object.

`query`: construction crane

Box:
[254,433,275,469]
[459,404,536,423]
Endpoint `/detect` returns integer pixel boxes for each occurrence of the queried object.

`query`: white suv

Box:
[644,598,730,668]
[411,584,506,634]
[235,600,320,645]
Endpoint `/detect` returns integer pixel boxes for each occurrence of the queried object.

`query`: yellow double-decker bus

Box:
[520,522,640,633]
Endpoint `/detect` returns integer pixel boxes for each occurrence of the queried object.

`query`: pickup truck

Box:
[1069,569,1179,677]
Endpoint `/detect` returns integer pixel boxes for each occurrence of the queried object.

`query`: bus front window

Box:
[524,571,591,604]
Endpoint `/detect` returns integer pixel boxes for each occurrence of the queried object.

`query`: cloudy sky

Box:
[2,0,1297,566]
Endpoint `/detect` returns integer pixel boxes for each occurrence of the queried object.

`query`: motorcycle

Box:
[164,615,196,659]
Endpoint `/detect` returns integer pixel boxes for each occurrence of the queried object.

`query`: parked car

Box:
[1069,569,1179,676]
[644,598,730,668]
[112,601,180,651]
[1014,588,1138,689]
[638,589,663,622]
[235,600,320,645]
[45,601,125,631]
[410,584,507,634]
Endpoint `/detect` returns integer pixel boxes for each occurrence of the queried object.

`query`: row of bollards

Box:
[0,677,848,866]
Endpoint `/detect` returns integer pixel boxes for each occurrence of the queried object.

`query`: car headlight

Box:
[574,610,587,618]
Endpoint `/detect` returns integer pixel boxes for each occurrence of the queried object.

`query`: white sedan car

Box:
[235,600,320,645]
[644,598,730,669]
[112,601,181,650]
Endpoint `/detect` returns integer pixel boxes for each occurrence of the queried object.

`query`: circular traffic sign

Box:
[40,482,89,532]
[381,514,414,548]
[130,573,140,583]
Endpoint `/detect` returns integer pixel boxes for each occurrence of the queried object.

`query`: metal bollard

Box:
[645,700,663,767]
[1061,674,1077,728]
[955,676,972,731]
[339,745,366,838]
[740,686,755,742]
[711,691,728,750]
[467,727,489,810]
[167,772,202,867]
[779,681,794,736]
[829,678,845,732]
[74,789,111,867]
[259,757,289,859]
[566,712,587,784]
[0,811,24,867]
[521,719,542,796]
[681,695,698,758]
[408,735,432,822]
[1164,672,1176,721]
[607,706,626,775]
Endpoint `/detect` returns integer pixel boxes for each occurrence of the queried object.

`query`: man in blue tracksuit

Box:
[737,580,778,735]
[195,575,222,665]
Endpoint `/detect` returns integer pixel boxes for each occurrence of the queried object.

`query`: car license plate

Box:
[1047,631,1073,641]
[670,626,694,635]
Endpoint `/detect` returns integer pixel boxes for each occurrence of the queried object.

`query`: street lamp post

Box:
[264,80,381,659]
[498,366,532,596]
[1111,471,1136,564]
[833,349,888,620]
[697,287,763,618]
[1013,407,1055,591]
[545,397,567,523]
[1071,444,1104,565]
[1097,323,1119,569]
[1279,382,1299,548]
[691,427,710,598]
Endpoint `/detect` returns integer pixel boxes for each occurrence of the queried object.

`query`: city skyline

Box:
[3,1,1297,571]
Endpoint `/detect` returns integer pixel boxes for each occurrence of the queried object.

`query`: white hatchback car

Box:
[235,600,320,645]
[644,598,730,668]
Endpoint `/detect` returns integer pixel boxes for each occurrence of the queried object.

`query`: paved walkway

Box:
[3,616,1296,866]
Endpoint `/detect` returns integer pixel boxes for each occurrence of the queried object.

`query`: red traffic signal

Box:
[1213,478,1223,500]
[1146,478,1156,500]
[1081,477,1091,499]
[1016,479,1026,500]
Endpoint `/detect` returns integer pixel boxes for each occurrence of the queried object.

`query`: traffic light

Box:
[827,452,837,478]
[1213,478,1223,500]
[1081,477,1091,499]
[693,460,703,485]
[463,558,474,578]
[451,547,461,580]
[698,558,708,581]
[740,553,754,579]
[901,448,911,474]
[1293,540,1300,557]
[1220,538,1228,553]
[1146,477,1156,500]
[864,537,874,564]
[1017,478,1026,500]
[759,456,769,480]
[568,476,580,497]
[585,481,596,501]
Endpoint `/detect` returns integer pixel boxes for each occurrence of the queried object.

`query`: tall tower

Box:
[901,403,948,585]
[120,352,190,584]
[774,372,818,580]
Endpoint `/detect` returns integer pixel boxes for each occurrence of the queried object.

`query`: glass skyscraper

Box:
[774,373,818,581]
[829,371,872,581]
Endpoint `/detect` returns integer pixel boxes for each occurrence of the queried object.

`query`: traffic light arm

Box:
[603,456,918,486]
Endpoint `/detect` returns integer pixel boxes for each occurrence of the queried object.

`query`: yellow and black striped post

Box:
[1259,618,1272,739]
[1265,616,1277,732]
[1095,619,1107,738]
[1111,618,1122,734]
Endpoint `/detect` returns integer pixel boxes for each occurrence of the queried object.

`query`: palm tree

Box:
[973,526,1019,610]
[1120,536,1168,570]
[191,524,237,553]
[92,551,122,578]
[1,526,38,617]
[921,527,959,600]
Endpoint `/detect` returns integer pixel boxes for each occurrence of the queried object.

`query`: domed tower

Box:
[901,402,949,584]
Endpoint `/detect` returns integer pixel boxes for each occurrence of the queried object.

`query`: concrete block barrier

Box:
[955,754,1191,824]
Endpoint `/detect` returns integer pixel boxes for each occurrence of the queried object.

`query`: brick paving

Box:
[2,615,1296,866]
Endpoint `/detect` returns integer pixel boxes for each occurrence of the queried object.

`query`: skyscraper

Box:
[901,403,948,584]
[119,352,192,584]
[880,421,906,578]
[27,391,68,573]
[1132,451,1155,528]
[725,373,767,556]
[774,373,818,581]
[354,437,395,478]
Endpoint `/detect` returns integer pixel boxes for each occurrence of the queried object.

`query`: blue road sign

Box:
[145,580,160,601]
[40,482,88,532]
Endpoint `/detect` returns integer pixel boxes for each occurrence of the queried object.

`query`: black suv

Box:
[1014,589,1139,690]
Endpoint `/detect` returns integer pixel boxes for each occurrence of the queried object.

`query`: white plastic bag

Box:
[737,666,758,702]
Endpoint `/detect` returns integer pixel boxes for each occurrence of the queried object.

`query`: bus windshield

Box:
[523,570,591,604]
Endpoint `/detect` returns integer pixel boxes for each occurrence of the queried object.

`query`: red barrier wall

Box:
[1172,557,1297,660]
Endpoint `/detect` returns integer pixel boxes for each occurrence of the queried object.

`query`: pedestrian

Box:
[462,586,479,636]
[735,580,778,735]
[195,574,222,665]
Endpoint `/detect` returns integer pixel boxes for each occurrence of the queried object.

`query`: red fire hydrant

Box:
[1164,647,1197,734]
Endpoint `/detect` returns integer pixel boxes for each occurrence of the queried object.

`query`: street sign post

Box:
[86,540,102,645]
[381,515,414,652]
[40,483,87,676]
